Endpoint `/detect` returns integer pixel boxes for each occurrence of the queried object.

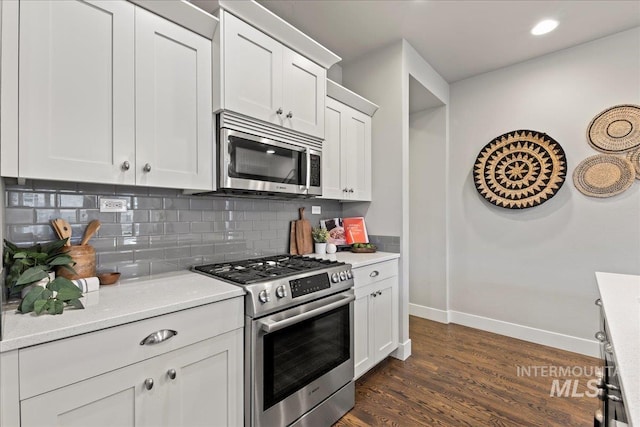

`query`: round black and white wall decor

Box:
[473,129,567,209]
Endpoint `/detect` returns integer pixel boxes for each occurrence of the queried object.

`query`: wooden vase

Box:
[57,245,96,280]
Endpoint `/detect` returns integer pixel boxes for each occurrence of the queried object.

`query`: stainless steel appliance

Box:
[194,255,355,427]
[594,298,628,427]
[214,112,322,198]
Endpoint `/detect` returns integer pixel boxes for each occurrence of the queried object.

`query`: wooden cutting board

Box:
[294,207,313,255]
[289,221,298,255]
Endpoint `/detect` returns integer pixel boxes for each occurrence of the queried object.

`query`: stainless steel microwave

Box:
[218,127,322,197]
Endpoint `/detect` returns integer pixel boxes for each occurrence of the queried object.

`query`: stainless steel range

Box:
[194,255,355,427]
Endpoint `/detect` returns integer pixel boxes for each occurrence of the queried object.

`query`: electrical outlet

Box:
[99,198,128,213]
[311,206,321,215]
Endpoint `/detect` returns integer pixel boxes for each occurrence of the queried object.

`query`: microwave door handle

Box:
[305,148,311,193]
[259,294,355,333]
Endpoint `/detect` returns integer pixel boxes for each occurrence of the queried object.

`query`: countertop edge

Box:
[0,271,244,353]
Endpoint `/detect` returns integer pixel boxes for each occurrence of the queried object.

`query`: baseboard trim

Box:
[408,304,600,358]
[391,339,412,361]
[409,303,449,323]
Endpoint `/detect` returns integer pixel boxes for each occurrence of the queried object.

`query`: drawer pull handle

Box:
[144,378,154,390]
[369,270,379,278]
[167,369,177,380]
[140,329,178,346]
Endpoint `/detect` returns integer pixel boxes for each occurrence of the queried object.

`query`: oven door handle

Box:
[259,294,355,333]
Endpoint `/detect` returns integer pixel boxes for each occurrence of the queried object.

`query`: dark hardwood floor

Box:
[336,316,600,426]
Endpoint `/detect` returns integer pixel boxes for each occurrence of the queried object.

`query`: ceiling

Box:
[250,0,640,83]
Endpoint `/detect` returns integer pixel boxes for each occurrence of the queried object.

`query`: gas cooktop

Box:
[194,254,354,317]
[193,254,346,285]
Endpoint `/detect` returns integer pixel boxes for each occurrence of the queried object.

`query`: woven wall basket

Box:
[573,154,635,198]
[587,104,640,153]
[474,130,567,209]
[626,147,640,180]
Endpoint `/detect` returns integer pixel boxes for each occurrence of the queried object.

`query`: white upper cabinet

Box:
[221,11,326,139]
[222,12,283,125]
[322,96,373,201]
[135,7,212,190]
[6,0,214,191]
[18,0,136,185]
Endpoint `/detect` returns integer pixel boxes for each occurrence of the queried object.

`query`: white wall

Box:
[341,42,404,236]
[409,106,448,318]
[449,28,640,355]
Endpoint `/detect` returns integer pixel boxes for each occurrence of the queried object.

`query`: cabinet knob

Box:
[595,331,606,342]
[371,292,377,298]
[276,108,283,115]
[144,378,154,390]
[349,188,354,193]
[376,290,382,296]
[286,111,293,119]
[167,369,177,380]
[143,163,152,173]
[369,270,379,278]
[121,161,130,171]
[343,188,349,192]
[604,343,614,354]
[595,298,602,306]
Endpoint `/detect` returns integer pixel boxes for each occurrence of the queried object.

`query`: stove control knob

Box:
[339,271,347,281]
[275,285,287,299]
[346,270,353,279]
[331,273,339,283]
[258,290,271,304]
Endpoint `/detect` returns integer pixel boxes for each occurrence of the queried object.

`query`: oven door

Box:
[220,128,321,196]
[250,290,354,427]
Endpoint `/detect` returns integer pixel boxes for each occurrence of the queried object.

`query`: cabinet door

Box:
[165,330,243,427]
[18,0,135,184]
[322,98,346,199]
[372,277,399,362]
[343,108,372,201]
[282,49,326,139]
[135,7,213,190]
[354,289,373,379]
[223,12,283,126]
[21,358,153,427]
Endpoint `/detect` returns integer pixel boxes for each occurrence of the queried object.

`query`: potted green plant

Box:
[3,238,84,315]
[311,227,330,254]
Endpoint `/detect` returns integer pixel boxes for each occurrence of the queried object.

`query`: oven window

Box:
[263,304,350,410]
[228,135,304,185]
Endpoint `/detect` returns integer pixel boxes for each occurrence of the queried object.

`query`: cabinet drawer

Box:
[19,298,243,399]
[352,260,398,288]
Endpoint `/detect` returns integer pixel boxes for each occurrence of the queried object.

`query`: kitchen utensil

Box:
[80,220,101,245]
[289,221,298,255]
[97,272,121,285]
[51,218,72,246]
[294,208,313,255]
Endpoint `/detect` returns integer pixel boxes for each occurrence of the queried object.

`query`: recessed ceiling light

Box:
[531,19,559,36]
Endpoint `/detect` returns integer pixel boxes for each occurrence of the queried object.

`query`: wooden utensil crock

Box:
[57,245,96,280]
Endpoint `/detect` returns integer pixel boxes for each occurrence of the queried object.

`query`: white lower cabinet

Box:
[353,260,399,379]
[21,330,242,427]
[16,300,243,427]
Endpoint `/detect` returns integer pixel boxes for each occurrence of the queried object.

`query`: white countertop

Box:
[312,251,400,268]
[0,271,244,352]
[596,272,639,427]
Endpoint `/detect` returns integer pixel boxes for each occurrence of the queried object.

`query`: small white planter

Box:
[314,243,327,255]
[21,272,55,298]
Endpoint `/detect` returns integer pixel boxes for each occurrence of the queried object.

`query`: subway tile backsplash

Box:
[4,179,343,279]
[368,235,401,253]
